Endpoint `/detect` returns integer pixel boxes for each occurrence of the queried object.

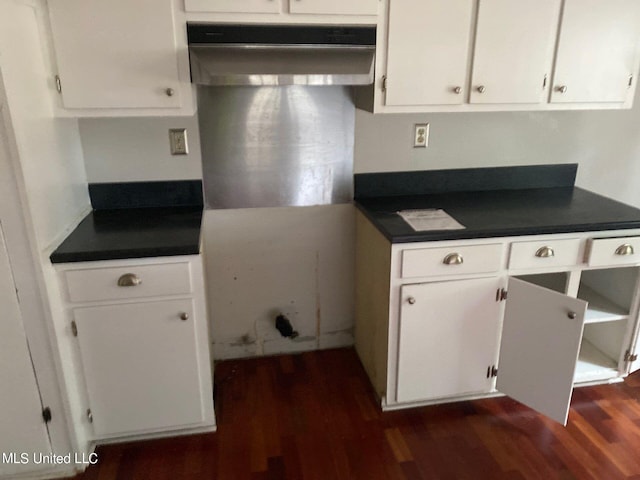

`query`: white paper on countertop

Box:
[397,209,466,231]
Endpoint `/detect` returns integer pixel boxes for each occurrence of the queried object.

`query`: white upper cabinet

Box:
[289,0,379,16]
[184,0,380,18]
[384,0,473,106]
[551,0,640,104]
[469,0,561,104]
[47,0,193,116]
[368,0,640,112]
[184,0,280,13]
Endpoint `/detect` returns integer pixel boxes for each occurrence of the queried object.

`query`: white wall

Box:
[79,116,202,183]
[203,206,354,359]
[0,0,90,252]
[354,87,640,208]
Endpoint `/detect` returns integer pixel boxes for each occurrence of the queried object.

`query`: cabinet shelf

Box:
[574,339,619,383]
[578,284,629,324]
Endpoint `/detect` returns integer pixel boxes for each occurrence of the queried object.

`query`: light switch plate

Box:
[413,124,429,148]
[169,128,188,155]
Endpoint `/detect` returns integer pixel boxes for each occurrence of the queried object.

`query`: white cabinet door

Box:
[289,0,378,16]
[74,299,205,437]
[497,278,587,425]
[469,0,560,104]
[550,0,640,104]
[0,224,52,477]
[48,0,183,110]
[184,0,280,13]
[396,277,504,403]
[384,0,473,106]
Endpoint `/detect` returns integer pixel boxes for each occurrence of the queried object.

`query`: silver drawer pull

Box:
[443,253,464,265]
[407,297,416,305]
[535,246,555,258]
[180,312,190,321]
[567,311,577,320]
[117,273,142,287]
[615,244,634,256]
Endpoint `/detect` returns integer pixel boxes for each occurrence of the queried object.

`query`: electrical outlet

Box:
[413,124,429,148]
[169,128,188,155]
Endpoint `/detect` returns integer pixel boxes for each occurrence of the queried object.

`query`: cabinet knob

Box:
[453,86,462,94]
[180,312,190,321]
[556,85,568,93]
[477,86,486,94]
[117,273,142,287]
[443,253,464,265]
[407,297,416,305]
[567,311,577,320]
[615,244,634,256]
[165,87,175,97]
[535,246,555,258]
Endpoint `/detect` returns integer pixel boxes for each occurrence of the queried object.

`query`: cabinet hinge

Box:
[496,288,508,302]
[86,409,93,423]
[381,75,388,92]
[54,75,62,94]
[543,74,548,89]
[625,350,638,362]
[71,320,78,337]
[629,74,634,88]
[486,365,498,378]
[42,407,52,424]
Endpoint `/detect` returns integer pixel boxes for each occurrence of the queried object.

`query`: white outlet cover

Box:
[414,123,429,148]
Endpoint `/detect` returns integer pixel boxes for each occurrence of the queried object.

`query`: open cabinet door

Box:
[497,278,587,425]
[629,332,640,374]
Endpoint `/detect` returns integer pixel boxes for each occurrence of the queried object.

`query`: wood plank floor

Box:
[75,348,640,480]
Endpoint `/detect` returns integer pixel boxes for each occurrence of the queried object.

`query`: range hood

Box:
[188,24,376,87]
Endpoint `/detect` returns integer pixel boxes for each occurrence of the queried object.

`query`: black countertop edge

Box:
[354,164,577,199]
[375,223,640,244]
[49,245,201,264]
[49,206,203,264]
[89,180,203,210]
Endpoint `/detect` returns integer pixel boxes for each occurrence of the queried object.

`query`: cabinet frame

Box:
[358,0,640,113]
[355,212,640,422]
[53,255,216,443]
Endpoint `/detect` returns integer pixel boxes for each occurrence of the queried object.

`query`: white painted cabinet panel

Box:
[551,0,640,104]
[0,225,52,477]
[384,0,473,106]
[74,299,204,437]
[469,0,561,104]
[289,0,378,16]
[184,0,280,13]
[497,278,587,425]
[48,0,188,112]
[396,277,503,403]
[58,255,215,441]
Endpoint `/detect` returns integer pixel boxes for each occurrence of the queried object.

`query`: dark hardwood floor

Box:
[75,348,640,480]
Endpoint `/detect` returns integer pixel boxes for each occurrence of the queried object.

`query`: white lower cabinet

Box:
[355,212,640,425]
[74,300,205,437]
[397,277,504,403]
[56,256,215,441]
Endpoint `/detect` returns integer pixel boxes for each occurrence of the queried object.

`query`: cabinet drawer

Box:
[401,244,503,278]
[509,239,582,270]
[587,236,640,267]
[64,262,192,303]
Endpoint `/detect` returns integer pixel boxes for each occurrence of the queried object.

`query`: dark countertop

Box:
[50,207,203,263]
[355,187,640,243]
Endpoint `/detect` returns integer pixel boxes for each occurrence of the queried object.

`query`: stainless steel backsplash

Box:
[197,86,355,209]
